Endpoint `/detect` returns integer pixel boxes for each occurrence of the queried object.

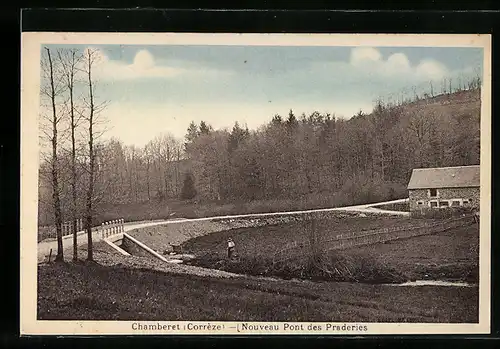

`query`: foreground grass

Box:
[38,261,478,322]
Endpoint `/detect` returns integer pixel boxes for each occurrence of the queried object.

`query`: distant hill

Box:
[352,88,481,123]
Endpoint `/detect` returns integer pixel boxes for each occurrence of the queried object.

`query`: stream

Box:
[387,280,476,287]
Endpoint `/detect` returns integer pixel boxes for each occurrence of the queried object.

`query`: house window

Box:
[439,201,449,207]
[429,188,438,197]
[430,201,438,208]
[451,200,461,207]
[417,201,423,205]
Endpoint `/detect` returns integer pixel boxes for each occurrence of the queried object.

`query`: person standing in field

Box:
[227,238,235,259]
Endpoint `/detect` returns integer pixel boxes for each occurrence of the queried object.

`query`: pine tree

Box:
[180,172,197,200]
[199,120,212,135]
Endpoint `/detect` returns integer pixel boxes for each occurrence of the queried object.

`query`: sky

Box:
[43,44,484,148]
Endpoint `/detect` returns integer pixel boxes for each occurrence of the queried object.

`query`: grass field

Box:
[182,216,479,283]
[38,261,478,322]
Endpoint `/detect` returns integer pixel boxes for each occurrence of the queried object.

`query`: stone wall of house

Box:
[409,186,480,212]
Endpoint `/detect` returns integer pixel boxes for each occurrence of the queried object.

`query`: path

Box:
[37,198,409,262]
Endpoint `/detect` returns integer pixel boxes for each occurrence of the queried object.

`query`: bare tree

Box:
[82,48,108,261]
[58,48,83,261]
[41,47,65,262]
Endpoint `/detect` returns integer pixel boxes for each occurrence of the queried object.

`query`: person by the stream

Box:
[227,238,235,259]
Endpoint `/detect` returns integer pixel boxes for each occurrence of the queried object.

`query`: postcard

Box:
[20,32,491,335]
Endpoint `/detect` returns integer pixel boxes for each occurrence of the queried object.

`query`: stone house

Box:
[407,165,480,215]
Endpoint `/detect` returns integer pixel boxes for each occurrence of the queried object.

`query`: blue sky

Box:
[44,44,484,147]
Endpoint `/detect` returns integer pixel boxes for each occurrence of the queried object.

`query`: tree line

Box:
[181,90,480,206]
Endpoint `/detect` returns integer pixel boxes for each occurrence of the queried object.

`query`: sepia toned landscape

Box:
[34,41,483,325]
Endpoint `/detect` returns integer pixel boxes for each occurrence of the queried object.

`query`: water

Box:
[389,280,476,287]
[167,259,184,264]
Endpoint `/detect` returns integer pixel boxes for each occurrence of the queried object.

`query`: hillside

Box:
[353,89,481,129]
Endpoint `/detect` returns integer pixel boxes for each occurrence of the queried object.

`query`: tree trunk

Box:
[46,48,64,262]
[69,52,78,262]
[85,50,95,262]
[146,160,151,201]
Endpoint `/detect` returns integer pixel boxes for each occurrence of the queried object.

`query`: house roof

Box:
[407,165,480,189]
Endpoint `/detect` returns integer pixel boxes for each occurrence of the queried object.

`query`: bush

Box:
[411,206,475,219]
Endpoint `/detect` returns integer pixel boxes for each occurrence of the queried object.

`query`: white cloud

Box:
[85,48,229,81]
[415,59,448,80]
[350,47,382,65]
[387,53,411,72]
[347,47,448,80]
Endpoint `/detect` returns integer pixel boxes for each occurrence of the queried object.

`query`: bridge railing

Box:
[99,219,125,239]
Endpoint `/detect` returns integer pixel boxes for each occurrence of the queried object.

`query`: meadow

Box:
[38,261,478,322]
[182,215,478,283]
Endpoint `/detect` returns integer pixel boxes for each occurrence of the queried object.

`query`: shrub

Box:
[411,206,475,219]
